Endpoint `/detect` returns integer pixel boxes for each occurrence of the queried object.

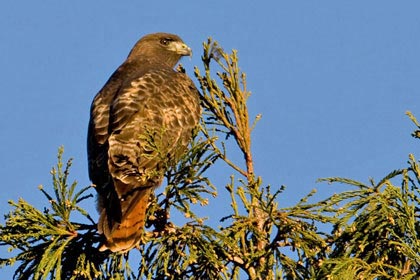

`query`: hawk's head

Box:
[127,32,192,68]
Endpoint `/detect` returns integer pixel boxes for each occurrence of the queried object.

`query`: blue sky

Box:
[1,1,420,277]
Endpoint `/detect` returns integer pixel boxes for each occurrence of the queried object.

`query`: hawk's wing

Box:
[87,66,124,188]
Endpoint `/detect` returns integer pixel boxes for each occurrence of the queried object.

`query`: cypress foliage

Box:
[1,39,419,280]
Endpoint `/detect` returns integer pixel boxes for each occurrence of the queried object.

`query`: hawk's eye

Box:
[160,38,172,46]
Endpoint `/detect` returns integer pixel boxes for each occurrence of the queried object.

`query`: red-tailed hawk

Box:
[87,33,200,252]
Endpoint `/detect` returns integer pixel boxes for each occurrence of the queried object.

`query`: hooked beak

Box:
[170,41,192,57]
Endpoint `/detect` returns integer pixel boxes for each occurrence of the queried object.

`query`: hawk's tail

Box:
[98,187,152,253]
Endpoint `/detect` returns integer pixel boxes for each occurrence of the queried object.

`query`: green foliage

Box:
[0,147,106,279]
[1,40,420,280]
[315,154,420,279]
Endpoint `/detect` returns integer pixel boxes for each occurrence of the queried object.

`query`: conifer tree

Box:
[1,38,419,280]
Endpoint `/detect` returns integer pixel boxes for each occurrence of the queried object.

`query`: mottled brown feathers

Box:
[87,33,200,252]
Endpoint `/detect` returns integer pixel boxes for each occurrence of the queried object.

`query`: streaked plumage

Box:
[87,33,200,252]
